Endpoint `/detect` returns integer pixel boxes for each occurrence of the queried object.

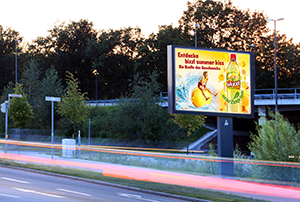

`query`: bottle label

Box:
[226,72,240,89]
[222,90,244,105]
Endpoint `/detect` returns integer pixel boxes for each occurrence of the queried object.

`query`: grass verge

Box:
[0,158,269,202]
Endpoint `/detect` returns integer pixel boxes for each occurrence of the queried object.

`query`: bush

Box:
[248,111,300,162]
[247,111,300,182]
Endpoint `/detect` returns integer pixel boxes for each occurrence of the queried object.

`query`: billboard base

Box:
[217,116,234,177]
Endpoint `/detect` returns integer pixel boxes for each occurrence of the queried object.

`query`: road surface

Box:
[0,166,198,202]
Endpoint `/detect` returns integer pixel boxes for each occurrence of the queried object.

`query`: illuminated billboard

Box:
[167,45,254,118]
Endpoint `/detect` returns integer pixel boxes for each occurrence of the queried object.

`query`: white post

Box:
[78,130,81,159]
[45,96,61,159]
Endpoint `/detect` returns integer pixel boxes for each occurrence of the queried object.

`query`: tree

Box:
[248,111,300,182]
[20,58,41,106]
[135,25,186,92]
[108,71,171,144]
[179,0,268,51]
[248,111,300,162]
[173,114,206,137]
[135,0,269,93]
[34,66,64,129]
[39,66,64,98]
[0,25,22,91]
[0,81,16,133]
[86,27,144,99]
[172,114,206,153]
[255,34,300,89]
[1,81,15,102]
[8,83,34,128]
[58,72,89,137]
[29,19,97,99]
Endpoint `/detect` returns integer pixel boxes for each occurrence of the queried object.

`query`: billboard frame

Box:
[167,45,254,118]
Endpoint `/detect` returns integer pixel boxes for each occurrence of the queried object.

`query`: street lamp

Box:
[92,69,99,101]
[195,23,200,47]
[15,39,20,85]
[250,44,256,90]
[267,18,284,112]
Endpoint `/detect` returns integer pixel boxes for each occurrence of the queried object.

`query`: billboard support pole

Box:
[217,116,234,177]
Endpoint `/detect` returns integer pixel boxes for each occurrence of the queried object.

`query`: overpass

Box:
[86,88,300,111]
[254,88,300,113]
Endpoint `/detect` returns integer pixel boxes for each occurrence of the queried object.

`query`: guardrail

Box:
[254,88,300,100]
[85,95,167,107]
[85,88,300,106]
[85,99,122,106]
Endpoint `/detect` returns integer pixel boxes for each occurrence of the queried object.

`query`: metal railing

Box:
[85,99,121,106]
[254,88,300,100]
[85,88,300,106]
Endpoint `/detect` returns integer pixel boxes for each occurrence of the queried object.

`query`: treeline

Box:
[1,0,300,133]
[1,0,300,101]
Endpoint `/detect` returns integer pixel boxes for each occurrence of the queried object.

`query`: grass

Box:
[0,158,269,202]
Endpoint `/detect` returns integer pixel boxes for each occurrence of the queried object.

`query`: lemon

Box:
[191,87,212,108]
[241,95,250,108]
[240,61,246,67]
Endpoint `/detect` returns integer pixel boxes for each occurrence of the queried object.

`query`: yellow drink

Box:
[225,54,241,112]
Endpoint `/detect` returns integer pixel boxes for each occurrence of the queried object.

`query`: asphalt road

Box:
[0,166,198,202]
[1,151,300,202]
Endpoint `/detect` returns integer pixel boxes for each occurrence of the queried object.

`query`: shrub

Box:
[248,111,300,182]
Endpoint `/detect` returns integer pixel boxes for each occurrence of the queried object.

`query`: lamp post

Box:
[267,18,284,112]
[92,69,99,101]
[15,40,20,85]
[195,23,200,47]
[250,44,256,90]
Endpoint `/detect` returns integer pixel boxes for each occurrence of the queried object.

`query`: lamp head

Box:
[92,69,99,75]
[267,18,284,21]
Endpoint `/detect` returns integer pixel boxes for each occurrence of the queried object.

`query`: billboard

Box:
[167,45,254,118]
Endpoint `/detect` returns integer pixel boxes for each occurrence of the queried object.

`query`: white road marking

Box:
[57,188,92,196]
[13,187,65,198]
[1,177,30,184]
[0,193,20,198]
[118,193,161,202]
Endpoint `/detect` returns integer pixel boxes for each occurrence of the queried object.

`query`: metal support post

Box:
[217,117,234,177]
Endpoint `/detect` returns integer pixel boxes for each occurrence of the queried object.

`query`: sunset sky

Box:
[1,0,298,43]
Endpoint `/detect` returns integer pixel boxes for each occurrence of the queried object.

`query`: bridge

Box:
[255,88,300,105]
[86,88,300,109]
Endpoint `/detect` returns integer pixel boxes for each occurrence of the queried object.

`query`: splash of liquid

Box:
[175,75,217,111]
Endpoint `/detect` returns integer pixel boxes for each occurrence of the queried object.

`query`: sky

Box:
[1,0,299,44]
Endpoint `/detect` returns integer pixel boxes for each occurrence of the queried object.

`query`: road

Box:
[1,151,300,202]
[0,166,197,202]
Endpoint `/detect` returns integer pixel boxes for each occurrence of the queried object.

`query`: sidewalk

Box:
[1,150,300,202]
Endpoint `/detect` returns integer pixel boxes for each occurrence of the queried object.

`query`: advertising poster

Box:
[168,45,254,118]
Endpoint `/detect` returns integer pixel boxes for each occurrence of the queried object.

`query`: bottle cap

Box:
[230,54,236,60]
